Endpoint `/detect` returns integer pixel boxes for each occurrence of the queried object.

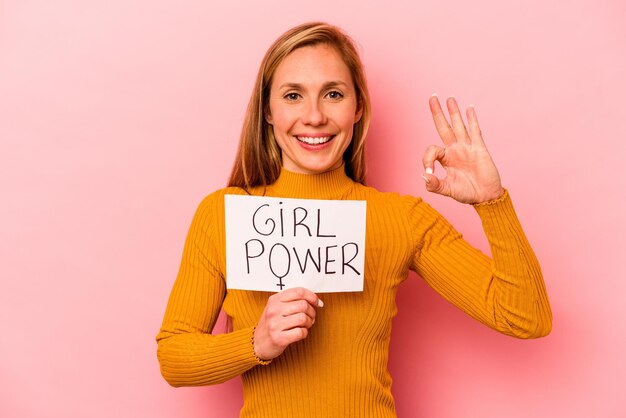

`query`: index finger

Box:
[429,94,456,146]
[278,287,324,307]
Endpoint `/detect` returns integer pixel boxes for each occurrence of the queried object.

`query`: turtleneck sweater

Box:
[156,165,552,418]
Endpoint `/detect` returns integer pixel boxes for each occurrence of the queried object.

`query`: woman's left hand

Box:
[422,95,505,204]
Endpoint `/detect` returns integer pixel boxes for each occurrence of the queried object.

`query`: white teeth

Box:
[297,136,332,145]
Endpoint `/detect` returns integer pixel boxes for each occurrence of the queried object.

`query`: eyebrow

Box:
[277,80,350,90]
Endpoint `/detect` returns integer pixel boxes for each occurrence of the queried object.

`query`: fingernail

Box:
[449,94,455,98]
[317,299,324,308]
[425,167,433,174]
[312,318,315,324]
[431,92,437,97]
[421,175,430,184]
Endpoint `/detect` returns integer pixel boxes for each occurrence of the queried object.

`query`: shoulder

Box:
[354,183,426,211]
[356,184,451,228]
[191,186,250,225]
[198,186,249,205]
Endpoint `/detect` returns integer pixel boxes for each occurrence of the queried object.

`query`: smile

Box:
[296,136,334,145]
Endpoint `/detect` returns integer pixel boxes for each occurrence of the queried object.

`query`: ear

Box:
[354,99,363,124]
[265,106,273,125]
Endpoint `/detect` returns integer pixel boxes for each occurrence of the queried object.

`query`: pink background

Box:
[1,1,625,417]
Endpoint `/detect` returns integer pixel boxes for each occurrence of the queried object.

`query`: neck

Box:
[262,164,356,199]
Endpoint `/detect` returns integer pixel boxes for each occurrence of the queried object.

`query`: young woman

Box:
[156,22,552,417]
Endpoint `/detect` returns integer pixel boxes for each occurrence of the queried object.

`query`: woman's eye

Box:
[284,93,301,101]
[327,90,344,100]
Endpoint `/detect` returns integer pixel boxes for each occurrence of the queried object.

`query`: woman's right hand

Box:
[253,287,324,361]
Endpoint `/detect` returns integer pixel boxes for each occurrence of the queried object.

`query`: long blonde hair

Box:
[228,22,372,189]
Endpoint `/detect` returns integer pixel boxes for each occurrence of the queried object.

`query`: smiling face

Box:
[266,43,363,175]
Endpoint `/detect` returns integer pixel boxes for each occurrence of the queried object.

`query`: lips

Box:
[295,135,334,145]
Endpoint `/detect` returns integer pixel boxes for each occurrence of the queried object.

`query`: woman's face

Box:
[266,44,362,175]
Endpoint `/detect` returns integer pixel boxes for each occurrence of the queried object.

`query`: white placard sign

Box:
[225,195,366,293]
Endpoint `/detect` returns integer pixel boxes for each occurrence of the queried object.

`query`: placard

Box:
[225,195,366,293]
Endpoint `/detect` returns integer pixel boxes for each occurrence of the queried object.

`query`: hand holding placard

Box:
[225,195,366,292]
[253,287,324,361]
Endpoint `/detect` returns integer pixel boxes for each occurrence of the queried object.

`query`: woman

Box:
[156,22,552,417]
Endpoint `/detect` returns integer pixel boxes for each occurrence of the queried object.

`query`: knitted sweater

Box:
[156,165,552,417]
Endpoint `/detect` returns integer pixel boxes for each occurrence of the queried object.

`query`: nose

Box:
[301,99,327,126]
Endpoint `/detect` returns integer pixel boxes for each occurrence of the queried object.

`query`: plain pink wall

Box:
[1,1,625,417]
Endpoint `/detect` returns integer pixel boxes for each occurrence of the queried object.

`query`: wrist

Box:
[473,188,508,207]
[251,327,273,365]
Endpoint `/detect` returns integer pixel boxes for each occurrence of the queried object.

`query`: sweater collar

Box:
[265,164,356,199]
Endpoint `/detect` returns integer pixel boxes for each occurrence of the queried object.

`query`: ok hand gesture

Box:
[422,95,504,204]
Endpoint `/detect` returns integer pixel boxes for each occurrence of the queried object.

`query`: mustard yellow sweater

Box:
[156,165,552,417]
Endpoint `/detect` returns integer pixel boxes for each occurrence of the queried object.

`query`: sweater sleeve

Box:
[156,193,267,387]
[409,190,552,338]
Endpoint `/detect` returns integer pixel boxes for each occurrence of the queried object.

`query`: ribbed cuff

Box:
[251,326,273,366]
[472,188,509,208]
[472,189,520,234]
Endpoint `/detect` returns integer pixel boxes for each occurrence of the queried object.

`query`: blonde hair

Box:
[228,22,371,189]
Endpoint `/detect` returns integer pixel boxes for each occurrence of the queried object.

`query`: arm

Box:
[409,192,552,338]
[412,95,552,338]
[155,194,323,386]
[155,194,267,387]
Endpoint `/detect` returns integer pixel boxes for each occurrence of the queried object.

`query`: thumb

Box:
[422,171,448,196]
